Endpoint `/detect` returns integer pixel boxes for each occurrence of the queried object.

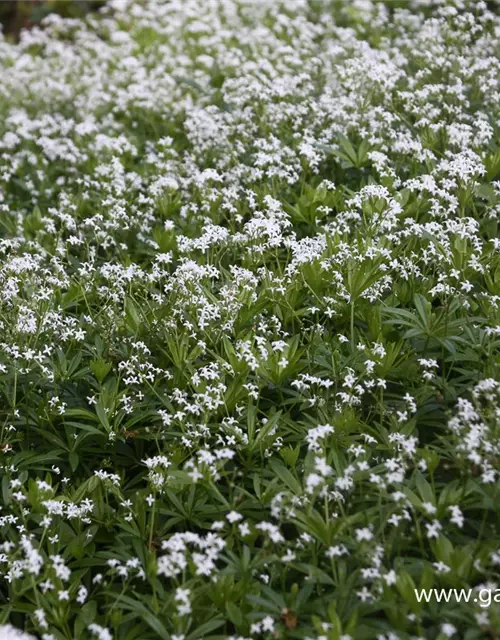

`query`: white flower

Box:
[0,625,37,639]
[422,502,437,515]
[441,623,457,638]
[175,587,192,616]
[448,505,464,528]
[384,570,397,586]
[226,511,243,523]
[425,520,443,540]
[281,549,296,563]
[77,585,88,604]
[433,561,451,574]
[261,616,275,632]
[355,527,373,542]
[88,624,113,640]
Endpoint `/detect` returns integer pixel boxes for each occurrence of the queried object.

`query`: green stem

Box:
[350,298,355,349]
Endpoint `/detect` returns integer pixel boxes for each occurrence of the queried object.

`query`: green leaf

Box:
[187,619,225,640]
[124,296,142,332]
[226,601,243,627]
[95,400,110,432]
[90,358,113,383]
[268,458,302,494]
[415,471,434,504]
[279,444,300,467]
[69,451,79,472]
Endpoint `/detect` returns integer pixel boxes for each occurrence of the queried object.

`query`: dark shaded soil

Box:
[0,0,105,40]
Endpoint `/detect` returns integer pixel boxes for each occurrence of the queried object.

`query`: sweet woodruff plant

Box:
[0,1,500,639]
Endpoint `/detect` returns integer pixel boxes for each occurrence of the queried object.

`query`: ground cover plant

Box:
[0,0,500,638]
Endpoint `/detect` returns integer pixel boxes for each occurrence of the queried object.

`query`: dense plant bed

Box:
[0,1,500,639]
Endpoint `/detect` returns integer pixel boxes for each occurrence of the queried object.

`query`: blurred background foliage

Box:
[1,0,499,41]
[0,0,105,39]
